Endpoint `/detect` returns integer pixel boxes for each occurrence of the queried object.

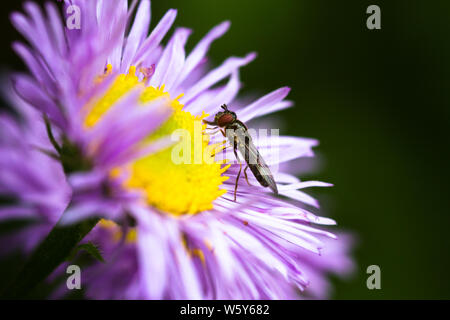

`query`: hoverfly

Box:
[203,104,278,201]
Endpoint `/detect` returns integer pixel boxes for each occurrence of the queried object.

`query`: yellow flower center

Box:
[99,219,210,262]
[85,66,230,216]
[99,219,137,243]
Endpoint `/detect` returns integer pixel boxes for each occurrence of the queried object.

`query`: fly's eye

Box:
[217,113,234,127]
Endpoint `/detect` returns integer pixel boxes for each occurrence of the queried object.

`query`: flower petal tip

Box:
[245,52,258,62]
[220,20,231,31]
[168,8,178,17]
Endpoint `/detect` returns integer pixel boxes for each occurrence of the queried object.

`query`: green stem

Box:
[43,114,61,155]
[2,217,99,299]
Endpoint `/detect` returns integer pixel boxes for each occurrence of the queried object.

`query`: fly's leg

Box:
[211,129,230,158]
[207,129,220,135]
[205,126,218,133]
[207,128,228,156]
[233,140,242,202]
[211,143,233,158]
[234,163,242,202]
[244,165,252,186]
[220,129,228,150]
[203,119,217,126]
[234,160,242,202]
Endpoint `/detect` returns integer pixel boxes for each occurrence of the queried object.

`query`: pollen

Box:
[85,65,230,216]
[99,219,137,243]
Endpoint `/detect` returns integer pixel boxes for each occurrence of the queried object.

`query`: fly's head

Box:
[214,104,237,127]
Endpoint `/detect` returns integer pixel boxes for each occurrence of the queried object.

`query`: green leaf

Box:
[67,241,105,263]
[1,217,100,299]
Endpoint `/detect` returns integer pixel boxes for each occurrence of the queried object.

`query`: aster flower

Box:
[0,88,70,255]
[4,0,354,299]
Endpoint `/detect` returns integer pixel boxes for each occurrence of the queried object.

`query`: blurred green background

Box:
[1,0,450,299]
[152,0,450,299]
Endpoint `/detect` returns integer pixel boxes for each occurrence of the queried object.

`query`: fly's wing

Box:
[234,128,278,194]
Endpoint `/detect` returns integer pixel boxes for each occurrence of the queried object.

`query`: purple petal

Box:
[174,21,230,89]
[121,0,151,71]
[149,27,191,90]
[132,9,177,66]
[180,52,256,104]
[238,87,291,122]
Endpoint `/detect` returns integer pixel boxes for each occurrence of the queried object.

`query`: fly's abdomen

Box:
[248,163,270,187]
[228,124,278,194]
